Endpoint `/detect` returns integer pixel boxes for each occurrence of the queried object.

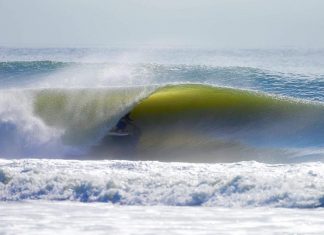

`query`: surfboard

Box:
[108,131,130,136]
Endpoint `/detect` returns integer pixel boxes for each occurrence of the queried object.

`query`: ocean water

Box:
[1,48,324,234]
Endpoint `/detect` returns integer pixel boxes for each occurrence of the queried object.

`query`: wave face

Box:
[0,49,324,162]
[94,84,324,162]
[1,159,324,208]
[0,84,323,162]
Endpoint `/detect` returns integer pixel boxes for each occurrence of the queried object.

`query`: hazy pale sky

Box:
[1,0,324,48]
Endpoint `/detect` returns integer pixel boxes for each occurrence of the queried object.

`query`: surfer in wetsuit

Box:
[115,113,133,133]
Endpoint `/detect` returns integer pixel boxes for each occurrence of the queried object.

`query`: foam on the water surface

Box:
[1,201,324,235]
[1,159,324,208]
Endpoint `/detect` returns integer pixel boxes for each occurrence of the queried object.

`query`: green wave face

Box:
[131,84,304,123]
[116,84,323,161]
[33,84,324,162]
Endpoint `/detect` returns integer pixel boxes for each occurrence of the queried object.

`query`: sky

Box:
[0,0,324,48]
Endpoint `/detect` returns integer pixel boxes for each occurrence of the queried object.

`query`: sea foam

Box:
[1,159,324,208]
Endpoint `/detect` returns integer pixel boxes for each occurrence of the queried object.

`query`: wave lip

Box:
[1,159,324,208]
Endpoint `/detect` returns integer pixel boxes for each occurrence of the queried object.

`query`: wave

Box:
[1,59,324,162]
[1,159,324,208]
[0,83,323,162]
[30,84,324,162]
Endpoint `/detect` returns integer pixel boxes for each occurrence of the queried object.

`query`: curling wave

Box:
[1,60,324,162]
[31,84,324,162]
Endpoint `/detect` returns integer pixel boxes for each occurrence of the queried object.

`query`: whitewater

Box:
[1,48,324,234]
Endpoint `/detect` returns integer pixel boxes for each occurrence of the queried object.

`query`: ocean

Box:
[1,48,324,234]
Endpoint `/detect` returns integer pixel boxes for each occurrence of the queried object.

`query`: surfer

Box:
[109,113,135,136]
[116,113,132,132]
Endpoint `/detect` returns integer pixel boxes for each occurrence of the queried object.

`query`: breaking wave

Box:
[0,84,323,162]
[1,159,324,208]
[1,50,324,208]
[0,60,324,162]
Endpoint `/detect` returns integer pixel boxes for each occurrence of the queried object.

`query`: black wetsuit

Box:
[116,113,132,131]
